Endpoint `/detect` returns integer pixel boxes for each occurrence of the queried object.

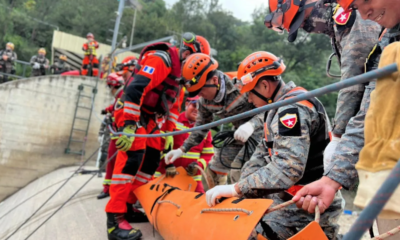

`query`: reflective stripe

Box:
[111,180,131,184]
[167,117,178,124]
[112,174,134,180]
[183,152,200,159]
[135,176,148,183]
[154,172,162,177]
[169,113,179,119]
[176,123,188,130]
[201,147,214,154]
[124,109,140,116]
[192,175,202,181]
[125,102,140,110]
[197,158,207,169]
[103,179,111,185]
[137,171,152,179]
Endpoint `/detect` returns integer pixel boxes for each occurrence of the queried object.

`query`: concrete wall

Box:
[0,75,113,201]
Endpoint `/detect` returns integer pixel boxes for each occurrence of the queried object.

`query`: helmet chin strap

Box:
[250,80,282,104]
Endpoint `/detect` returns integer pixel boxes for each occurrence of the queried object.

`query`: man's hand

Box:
[186,162,199,176]
[206,184,239,207]
[234,122,254,142]
[3,55,8,61]
[165,148,184,165]
[292,177,341,214]
[115,125,137,152]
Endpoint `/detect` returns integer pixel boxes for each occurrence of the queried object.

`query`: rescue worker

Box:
[156,96,214,193]
[265,0,381,169]
[97,73,126,199]
[105,33,210,240]
[205,51,342,240]
[294,0,400,238]
[30,48,49,77]
[101,55,118,79]
[50,55,71,75]
[81,32,100,76]
[0,42,17,83]
[165,53,264,185]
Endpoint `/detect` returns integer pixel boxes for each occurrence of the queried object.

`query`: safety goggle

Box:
[264,0,287,33]
[181,32,200,53]
[186,100,199,109]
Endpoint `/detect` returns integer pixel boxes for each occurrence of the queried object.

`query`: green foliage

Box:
[1,0,339,118]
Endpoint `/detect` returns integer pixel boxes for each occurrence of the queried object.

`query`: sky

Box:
[163,0,267,22]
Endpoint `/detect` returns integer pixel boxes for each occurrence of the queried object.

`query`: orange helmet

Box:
[237,51,286,94]
[117,56,138,75]
[180,32,211,57]
[266,0,317,42]
[182,53,219,97]
[337,0,354,10]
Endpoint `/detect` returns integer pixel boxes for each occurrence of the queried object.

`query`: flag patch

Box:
[143,66,155,75]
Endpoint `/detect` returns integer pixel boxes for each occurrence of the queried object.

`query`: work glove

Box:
[98,135,103,144]
[101,109,107,115]
[186,162,199,176]
[323,136,340,169]
[164,134,174,151]
[165,148,184,165]
[206,184,239,207]
[33,62,40,69]
[116,125,137,152]
[165,164,177,178]
[234,122,254,143]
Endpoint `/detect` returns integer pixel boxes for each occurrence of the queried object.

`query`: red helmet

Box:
[107,73,124,87]
[117,56,138,75]
[181,32,211,56]
[87,33,94,39]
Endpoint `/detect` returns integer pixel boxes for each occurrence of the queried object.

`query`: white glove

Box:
[165,148,184,165]
[206,184,239,207]
[33,62,40,69]
[234,122,254,142]
[323,136,340,170]
[98,136,103,144]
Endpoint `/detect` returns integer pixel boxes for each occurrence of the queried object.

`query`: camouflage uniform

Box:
[302,1,381,136]
[238,82,342,240]
[30,55,50,76]
[182,71,264,184]
[50,60,71,74]
[0,49,17,83]
[326,25,400,189]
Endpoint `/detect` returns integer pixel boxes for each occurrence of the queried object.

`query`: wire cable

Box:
[107,64,398,138]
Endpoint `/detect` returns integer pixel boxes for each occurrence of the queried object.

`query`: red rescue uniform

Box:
[81,41,99,76]
[102,89,124,193]
[156,112,214,193]
[106,44,182,214]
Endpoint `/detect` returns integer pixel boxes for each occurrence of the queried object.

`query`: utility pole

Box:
[129,8,137,47]
[111,0,125,51]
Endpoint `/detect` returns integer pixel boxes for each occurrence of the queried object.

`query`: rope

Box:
[343,160,400,240]
[373,226,400,240]
[265,200,320,223]
[212,131,258,170]
[194,164,214,189]
[201,208,252,215]
[108,64,397,138]
[157,200,181,209]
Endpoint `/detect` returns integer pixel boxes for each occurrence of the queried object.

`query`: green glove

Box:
[164,134,174,151]
[116,125,137,152]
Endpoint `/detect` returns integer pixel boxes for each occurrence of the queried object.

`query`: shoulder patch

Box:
[278,108,301,137]
[143,66,155,75]
[334,7,352,25]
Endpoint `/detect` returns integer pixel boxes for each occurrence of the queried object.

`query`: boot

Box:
[97,191,110,199]
[107,213,142,240]
[125,203,149,223]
